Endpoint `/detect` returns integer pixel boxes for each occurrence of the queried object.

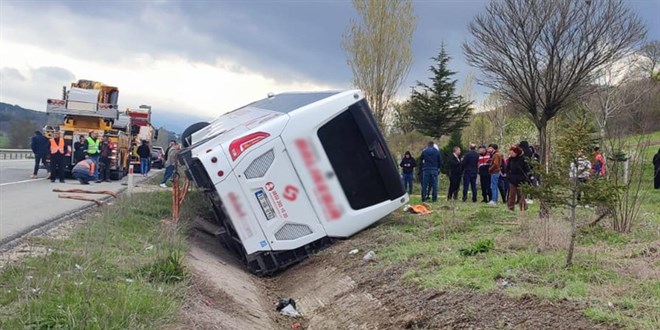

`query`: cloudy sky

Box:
[1,0,658,132]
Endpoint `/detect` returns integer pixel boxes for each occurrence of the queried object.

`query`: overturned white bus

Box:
[179,90,408,275]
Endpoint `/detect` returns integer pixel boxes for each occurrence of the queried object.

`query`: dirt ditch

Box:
[181,229,616,330]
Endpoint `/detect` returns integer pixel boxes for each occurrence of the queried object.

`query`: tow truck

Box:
[126,107,156,173]
[46,79,130,179]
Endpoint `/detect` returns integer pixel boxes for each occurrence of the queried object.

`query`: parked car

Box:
[151,146,164,169]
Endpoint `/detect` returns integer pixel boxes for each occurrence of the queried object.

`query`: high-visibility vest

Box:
[86,137,100,155]
[50,138,64,154]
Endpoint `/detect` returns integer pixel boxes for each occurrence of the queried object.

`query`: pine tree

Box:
[410,44,472,138]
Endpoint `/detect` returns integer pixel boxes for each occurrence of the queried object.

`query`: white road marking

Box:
[0,178,48,187]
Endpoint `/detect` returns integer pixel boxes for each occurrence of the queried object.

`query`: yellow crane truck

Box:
[46,79,131,180]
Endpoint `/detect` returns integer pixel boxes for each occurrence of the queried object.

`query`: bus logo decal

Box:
[283,185,299,201]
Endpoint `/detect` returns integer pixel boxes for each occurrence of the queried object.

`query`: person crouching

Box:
[72,157,96,185]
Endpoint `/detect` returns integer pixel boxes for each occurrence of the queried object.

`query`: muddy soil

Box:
[183,227,616,330]
[174,232,281,330]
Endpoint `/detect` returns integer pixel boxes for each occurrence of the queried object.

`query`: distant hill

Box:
[151,110,211,135]
[0,102,210,135]
[0,103,59,133]
[0,102,189,148]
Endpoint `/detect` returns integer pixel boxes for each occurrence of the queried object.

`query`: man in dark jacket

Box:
[30,131,49,178]
[461,144,479,202]
[420,141,442,202]
[73,135,86,164]
[98,136,113,182]
[137,140,151,176]
[447,146,462,200]
[399,151,416,194]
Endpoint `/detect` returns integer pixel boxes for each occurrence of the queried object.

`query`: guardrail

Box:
[0,149,34,160]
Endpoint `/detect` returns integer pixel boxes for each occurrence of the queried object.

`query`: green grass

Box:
[370,158,660,330]
[0,133,9,148]
[0,191,204,329]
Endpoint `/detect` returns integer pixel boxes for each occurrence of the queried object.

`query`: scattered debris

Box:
[74,264,83,271]
[276,298,297,311]
[363,250,376,262]
[276,298,300,318]
[280,304,301,318]
[403,204,433,215]
[125,278,134,283]
[349,249,359,255]
[497,278,513,288]
[144,244,154,251]
[52,188,119,199]
[58,194,104,206]
[291,322,302,329]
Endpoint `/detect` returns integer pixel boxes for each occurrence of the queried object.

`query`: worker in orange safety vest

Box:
[49,131,68,183]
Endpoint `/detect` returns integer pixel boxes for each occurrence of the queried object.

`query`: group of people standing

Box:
[72,131,115,184]
[400,141,546,211]
[446,142,538,211]
[31,130,114,184]
[30,130,182,187]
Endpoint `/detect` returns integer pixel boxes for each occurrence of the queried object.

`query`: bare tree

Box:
[583,57,650,147]
[342,0,417,130]
[483,91,509,148]
[463,0,647,168]
[390,99,415,135]
[638,40,660,77]
[460,71,476,102]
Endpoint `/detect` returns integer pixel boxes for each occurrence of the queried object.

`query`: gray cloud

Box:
[1,0,658,107]
[32,67,75,83]
[0,65,75,111]
[0,67,26,82]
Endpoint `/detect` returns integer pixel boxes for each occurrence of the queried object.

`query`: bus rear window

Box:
[318,100,404,210]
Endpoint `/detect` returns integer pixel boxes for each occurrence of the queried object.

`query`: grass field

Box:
[0,191,205,329]
[0,133,9,148]
[1,131,656,329]
[369,131,660,329]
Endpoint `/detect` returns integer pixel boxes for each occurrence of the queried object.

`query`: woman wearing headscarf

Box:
[506,145,531,211]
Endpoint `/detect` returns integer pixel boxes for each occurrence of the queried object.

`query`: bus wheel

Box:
[181,122,210,148]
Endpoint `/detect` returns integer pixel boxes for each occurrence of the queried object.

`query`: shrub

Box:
[459,238,494,256]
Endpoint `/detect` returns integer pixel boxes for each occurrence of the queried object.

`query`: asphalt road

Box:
[0,159,42,185]
[0,159,161,244]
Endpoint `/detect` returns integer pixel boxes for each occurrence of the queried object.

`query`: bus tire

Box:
[181,122,210,148]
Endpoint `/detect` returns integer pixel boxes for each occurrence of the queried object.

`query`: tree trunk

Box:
[538,124,548,172]
[599,125,606,150]
[566,184,578,267]
[537,123,551,220]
